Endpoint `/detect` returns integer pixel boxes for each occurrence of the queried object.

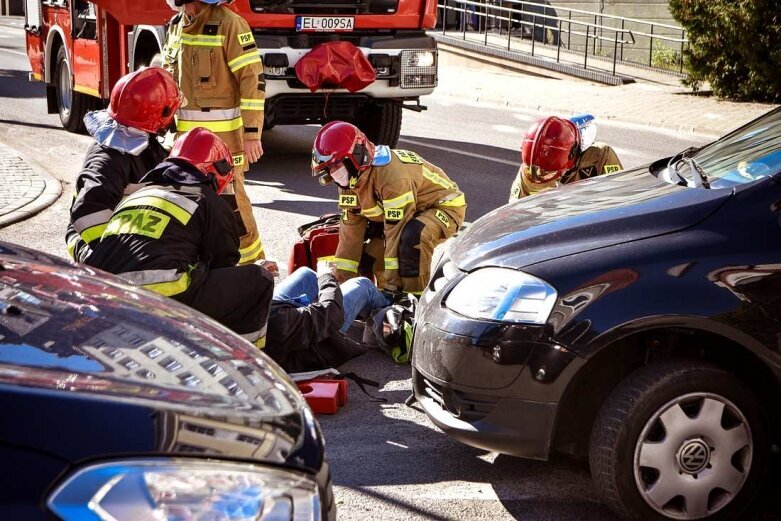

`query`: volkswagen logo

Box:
[677,439,711,474]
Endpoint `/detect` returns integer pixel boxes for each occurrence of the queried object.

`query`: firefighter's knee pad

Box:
[399,219,426,277]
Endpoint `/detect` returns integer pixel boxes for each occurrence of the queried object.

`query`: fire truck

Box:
[23,0,439,146]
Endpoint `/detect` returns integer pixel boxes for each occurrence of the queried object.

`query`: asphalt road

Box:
[4,21,773,521]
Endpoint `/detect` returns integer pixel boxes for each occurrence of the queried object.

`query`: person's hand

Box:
[259,259,279,277]
[244,138,263,164]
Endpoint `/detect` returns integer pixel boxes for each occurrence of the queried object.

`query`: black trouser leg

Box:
[177,265,274,343]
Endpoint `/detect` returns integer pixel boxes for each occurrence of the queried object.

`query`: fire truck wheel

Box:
[360,101,402,148]
[55,46,91,133]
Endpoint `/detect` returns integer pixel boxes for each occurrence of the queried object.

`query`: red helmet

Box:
[170,128,234,194]
[107,67,182,134]
[521,116,580,183]
[311,121,375,185]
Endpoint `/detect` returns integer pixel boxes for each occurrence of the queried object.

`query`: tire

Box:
[589,359,768,521]
[55,46,93,133]
[359,101,402,147]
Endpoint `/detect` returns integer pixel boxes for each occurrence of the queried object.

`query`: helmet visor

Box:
[213,158,233,175]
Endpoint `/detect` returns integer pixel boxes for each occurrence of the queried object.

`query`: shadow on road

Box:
[0,68,46,100]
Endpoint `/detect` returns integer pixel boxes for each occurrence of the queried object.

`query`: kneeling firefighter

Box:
[509,115,623,201]
[87,128,273,347]
[311,121,467,295]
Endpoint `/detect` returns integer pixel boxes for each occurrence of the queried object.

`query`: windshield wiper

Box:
[684,156,711,189]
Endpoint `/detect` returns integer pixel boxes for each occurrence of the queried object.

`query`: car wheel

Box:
[589,359,767,520]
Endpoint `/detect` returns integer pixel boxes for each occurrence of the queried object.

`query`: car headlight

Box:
[48,459,320,521]
[445,267,557,325]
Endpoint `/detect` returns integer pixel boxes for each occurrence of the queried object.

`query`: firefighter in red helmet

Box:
[312,121,467,295]
[87,128,274,348]
[66,67,183,263]
[509,115,623,201]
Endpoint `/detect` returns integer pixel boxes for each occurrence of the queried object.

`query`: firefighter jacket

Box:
[334,149,466,288]
[163,6,265,151]
[509,142,622,201]
[265,273,348,373]
[86,160,240,297]
[66,139,167,263]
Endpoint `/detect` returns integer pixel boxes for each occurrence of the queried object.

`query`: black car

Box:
[0,241,334,520]
[412,107,781,520]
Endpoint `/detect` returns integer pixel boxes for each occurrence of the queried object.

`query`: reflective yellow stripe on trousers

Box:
[118,268,192,297]
[239,236,264,264]
[334,257,359,273]
[176,108,244,133]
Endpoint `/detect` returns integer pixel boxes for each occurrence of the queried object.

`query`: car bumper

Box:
[412,280,583,460]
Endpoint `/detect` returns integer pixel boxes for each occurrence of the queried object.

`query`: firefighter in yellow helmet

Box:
[163,0,266,264]
[311,121,467,295]
[509,115,622,201]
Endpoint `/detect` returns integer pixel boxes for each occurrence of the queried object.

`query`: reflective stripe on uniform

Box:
[239,236,264,263]
[118,268,191,297]
[422,166,457,190]
[178,108,242,121]
[334,257,359,273]
[361,205,383,218]
[438,193,466,207]
[382,191,415,209]
[241,324,268,346]
[72,209,114,234]
[117,188,198,225]
[228,51,262,72]
[384,257,399,270]
[176,116,243,133]
[180,33,225,47]
[81,223,107,244]
[66,233,80,259]
[240,98,264,111]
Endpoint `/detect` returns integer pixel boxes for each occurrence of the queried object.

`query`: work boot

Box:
[326,331,368,367]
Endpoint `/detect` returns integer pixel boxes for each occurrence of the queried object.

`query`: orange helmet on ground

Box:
[170,128,234,194]
[311,121,375,187]
[521,116,581,183]
[107,67,182,135]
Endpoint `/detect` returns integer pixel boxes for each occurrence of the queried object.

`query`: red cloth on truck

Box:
[295,41,376,93]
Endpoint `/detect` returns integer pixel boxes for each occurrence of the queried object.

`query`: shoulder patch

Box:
[237,31,254,46]
[604,164,621,174]
[339,194,358,207]
[384,207,404,221]
[393,149,423,164]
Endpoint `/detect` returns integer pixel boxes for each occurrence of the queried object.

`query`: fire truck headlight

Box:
[400,50,437,89]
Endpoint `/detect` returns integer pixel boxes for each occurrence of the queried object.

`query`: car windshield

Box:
[687,108,781,189]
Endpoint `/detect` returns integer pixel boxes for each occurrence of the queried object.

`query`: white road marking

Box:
[0,48,28,57]
[491,124,519,134]
[399,137,517,166]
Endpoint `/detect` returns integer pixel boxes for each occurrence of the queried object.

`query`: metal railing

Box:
[438,0,688,76]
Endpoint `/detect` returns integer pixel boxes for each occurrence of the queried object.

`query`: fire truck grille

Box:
[265,94,370,125]
[250,0,399,15]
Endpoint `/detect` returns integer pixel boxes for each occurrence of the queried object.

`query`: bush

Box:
[669,0,781,102]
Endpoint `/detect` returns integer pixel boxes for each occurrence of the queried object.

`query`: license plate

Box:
[296,16,355,32]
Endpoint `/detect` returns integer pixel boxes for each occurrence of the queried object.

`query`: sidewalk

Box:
[437,44,777,137]
[0,141,62,228]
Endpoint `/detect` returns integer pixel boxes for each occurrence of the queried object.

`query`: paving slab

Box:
[0,140,62,229]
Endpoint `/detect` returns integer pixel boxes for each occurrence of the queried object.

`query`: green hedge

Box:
[669,0,780,103]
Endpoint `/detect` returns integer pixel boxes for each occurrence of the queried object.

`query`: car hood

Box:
[0,246,320,469]
[453,167,732,271]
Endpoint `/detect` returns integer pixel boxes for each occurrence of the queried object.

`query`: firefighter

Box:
[86,128,274,347]
[509,115,623,201]
[66,67,182,263]
[163,0,266,265]
[311,121,467,295]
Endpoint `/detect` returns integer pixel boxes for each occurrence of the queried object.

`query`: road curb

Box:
[0,140,63,228]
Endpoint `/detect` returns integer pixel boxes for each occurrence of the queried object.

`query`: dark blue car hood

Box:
[453,167,732,271]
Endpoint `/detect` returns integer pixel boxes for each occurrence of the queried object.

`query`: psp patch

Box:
[237,32,254,46]
[435,209,450,228]
[604,164,621,174]
[232,153,245,167]
[385,207,404,221]
[339,194,358,207]
[393,150,423,164]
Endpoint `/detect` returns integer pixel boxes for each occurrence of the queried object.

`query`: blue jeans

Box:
[274,267,390,333]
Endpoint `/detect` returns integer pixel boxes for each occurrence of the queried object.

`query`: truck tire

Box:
[589,359,768,520]
[55,46,92,133]
[360,101,402,147]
